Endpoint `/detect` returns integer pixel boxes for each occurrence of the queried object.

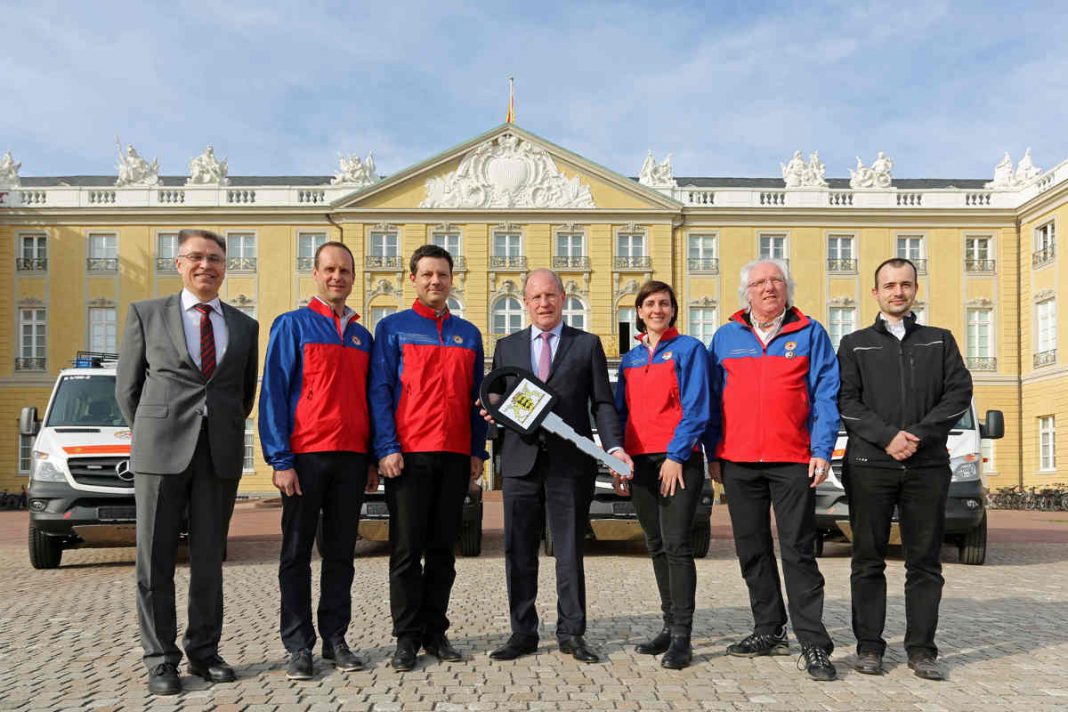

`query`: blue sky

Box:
[3,0,1067,180]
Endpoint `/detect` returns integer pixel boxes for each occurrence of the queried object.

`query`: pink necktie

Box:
[538,331,553,381]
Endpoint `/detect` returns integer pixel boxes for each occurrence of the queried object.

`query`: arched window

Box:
[492,297,524,334]
[447,297,464,319]
[563,296,586,330]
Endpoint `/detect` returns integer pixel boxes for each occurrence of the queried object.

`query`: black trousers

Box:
[629,453,704,635]
[278,451,368,653]
[384,452,469,643]
[134,428,239,669]
[843,462,952,658]
[502,451,596,643]
[722,460,833,651]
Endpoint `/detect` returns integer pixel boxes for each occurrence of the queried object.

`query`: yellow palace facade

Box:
[0,124,1064,493]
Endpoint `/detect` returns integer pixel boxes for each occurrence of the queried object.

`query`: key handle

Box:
[480,366,558,436]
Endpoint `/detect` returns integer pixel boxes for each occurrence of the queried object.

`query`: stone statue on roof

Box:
[187,145,229,185]
[331,151,379,188]
[850,152,894,189]
[985,152,1015,189]
[115,141,160,187]
[0,150,21,188]
[1015,148,1042,183]
[639,151,676,187]
[781,150,827,188]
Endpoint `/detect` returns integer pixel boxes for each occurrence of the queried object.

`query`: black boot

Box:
[635,627,671,655]
[661,634,692,670]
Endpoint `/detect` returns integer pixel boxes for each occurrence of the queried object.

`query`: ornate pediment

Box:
[965,297,994,308]
[1034,289,1056,303]
[689,296,718,307]
[421,132,596,209]
[614,279,640,302]
[828,296,856,307]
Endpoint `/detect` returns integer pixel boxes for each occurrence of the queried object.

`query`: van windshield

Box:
[45,375,128,427]
[837,409,974,435]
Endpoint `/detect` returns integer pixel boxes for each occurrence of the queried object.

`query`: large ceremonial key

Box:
[481,366,632,477]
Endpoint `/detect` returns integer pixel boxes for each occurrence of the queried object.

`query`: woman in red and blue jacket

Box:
[614,280,711,670]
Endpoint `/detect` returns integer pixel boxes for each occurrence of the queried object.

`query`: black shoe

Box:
[854,651,884,675]
[798,645,837,681]
[147,663,181,696]
[187,655,236,683]
[558,635,600,663]
[391,639,418,671]
[489,637,538,661]
[322,643,364,672]
[286,649,314,681]
[635,628,671,655]
[660,634,692,670]
[424,634,462,662]
[726,625,789,657]
[908,655,946,681]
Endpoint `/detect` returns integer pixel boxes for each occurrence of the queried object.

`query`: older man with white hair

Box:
[703,258,840,681]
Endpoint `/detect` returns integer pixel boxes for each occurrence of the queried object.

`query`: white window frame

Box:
[688,306,718,346]
[966,308,993,359]
[297,232,327,271]
[965,235,992,261]
[1035,221,1056,252]
[446,297,464,319]
[431,229,463,257]
[556,230,586,258]
[18,232,48,269]
[491,296,524,335]
[827,234,855,260]
[18,433,33,474]
[88,232,118,259]
[616,231,646,258]
[19,307,47,360]
[370,305,398,329]
[758,233,787,261]
[88,307,117,353]
[369,230,399,258]
[1039,415,1056,472]
[227,232,257,271]
[1037,298,1057,354]
[687,233,718,273]
[562,296,587,330]
[492,231,523,257]
[828,307,856,350]
[617,305,638,335]
[243,418,256,472]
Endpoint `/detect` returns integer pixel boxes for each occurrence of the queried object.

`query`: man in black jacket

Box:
[837,258,972,681]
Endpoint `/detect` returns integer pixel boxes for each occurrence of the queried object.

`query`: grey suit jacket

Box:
[116,294,259,478]
[492,325,622,478]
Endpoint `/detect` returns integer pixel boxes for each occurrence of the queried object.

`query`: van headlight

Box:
[31,452,67,482]
[950,458,979,482]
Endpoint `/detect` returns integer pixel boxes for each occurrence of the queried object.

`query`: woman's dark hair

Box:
[634,280,678,333]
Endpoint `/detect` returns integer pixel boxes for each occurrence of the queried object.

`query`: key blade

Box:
[541,412,632,477]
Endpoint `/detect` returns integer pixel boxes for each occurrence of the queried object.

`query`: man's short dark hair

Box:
[409,244,453,275]
[634,280,678,333]
[178,229,226,253]
[314,240,354,270]
[874,258,918,288]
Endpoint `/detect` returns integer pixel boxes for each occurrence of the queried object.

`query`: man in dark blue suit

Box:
[486,268,632,663]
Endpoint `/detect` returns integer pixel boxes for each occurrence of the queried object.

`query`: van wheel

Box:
[958,515,987,565]
[29,526,63,569]
[691,520,711,558]
[459,504,483,557]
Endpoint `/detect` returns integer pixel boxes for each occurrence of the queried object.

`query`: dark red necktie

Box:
[194,303,216,379]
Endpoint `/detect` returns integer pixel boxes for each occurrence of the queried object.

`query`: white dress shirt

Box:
[751,309,786,345]
[529,321,564,375]
[880,312,908,341]
[180,288,228,368]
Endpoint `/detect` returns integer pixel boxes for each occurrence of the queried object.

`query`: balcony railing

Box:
[910,258,928,275]
[15,357,46,371]
[967,356,997,371]
[86,257,118,272]
[453,256,467,271]
[1033,244,1056,268]
[827,258,857,273]
[1034,349,1057,368]
[489,256,528,270]
[156,257,177,272]
[16,257,48,271]
[965,258,996,273]
[227,257,257,272]
[687,257,719,274]
[615,256,652,270]
[365,255,404,270]
[296,257,314,272]
[553,256,590,270]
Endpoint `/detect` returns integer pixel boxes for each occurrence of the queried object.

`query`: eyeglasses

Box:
[178,253,226,265]
[747,277,786,289]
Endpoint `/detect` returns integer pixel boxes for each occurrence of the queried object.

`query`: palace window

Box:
[87,233,118,272]
[827,234,856,272]
[19,433,33,474]
[617,306,638,337]
[966,308,994,370]
[759,233,787,262]
[370,306,397,329]
[156,232,179,272]
[554,230,588,270]
[616,230,649,269]
[965,236,995,273]
[1034,222,1056,267]
[688,234,718,273]
[1039,416,1056,472]
[563,296,587,330]
[18,233,47,271]
[88,307,117,353]
[688,306,718,346]
[491,297,524,334]
[828,307,856,350]
[243,419,256,472]
[431,230,465,270]
[491,230,525,269]
[896,235,926,274]
[18,307,47,371]
[227,232,257,272]
[1037,298,1057,354]
[297,232,327,271]
[446,297,464,319]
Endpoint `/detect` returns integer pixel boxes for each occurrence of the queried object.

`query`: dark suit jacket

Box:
[116,294,259,478]
[492,325,622,478]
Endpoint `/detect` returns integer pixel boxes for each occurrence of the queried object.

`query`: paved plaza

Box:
[2,503,1068,711]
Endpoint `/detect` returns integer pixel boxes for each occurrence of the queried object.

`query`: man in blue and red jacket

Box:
[703,258,840,682]
[259,241,377,681]
[368,244,488,672]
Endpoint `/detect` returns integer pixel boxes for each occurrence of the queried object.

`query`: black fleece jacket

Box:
[836,313,973,468]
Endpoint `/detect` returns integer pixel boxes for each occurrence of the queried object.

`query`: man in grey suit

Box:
[486,268,632,663]
[116,229,259,696]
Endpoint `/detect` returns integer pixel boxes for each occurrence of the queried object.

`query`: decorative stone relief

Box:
[689,296,718,307]
[850,152,894,189]
[638,151,676,187]
[331,152,379,188]
[187,145,229,185]
[564,278,589,297]
[1034,289,1056,303]
[781,151,827,188]
[421,132,595,209]
[0,150,21,188]
[231,294,254,307]
[614,279,640,303]
[87,297,117,308]
[828,296,856,307]
[987,149,1044,189]
[18,297,45,307]
[115,141,160,187]
[366,277,400,303]
[965,297,994,308]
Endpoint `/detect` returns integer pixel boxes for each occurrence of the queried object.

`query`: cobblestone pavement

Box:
[3,507,1068,711]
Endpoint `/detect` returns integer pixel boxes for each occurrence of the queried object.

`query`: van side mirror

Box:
[980,410,1004,440]
[19,406,39,437]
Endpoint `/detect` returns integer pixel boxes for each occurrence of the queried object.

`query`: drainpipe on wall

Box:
[1015,215,1024,489]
